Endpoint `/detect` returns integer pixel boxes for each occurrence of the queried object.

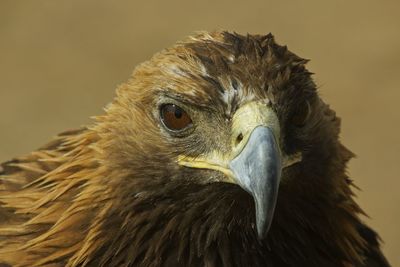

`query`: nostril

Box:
[235,133,244,146]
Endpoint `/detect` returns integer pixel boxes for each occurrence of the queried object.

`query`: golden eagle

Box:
[0,31,390,267]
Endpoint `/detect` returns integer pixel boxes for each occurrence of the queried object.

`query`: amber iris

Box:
[161,104,192,131]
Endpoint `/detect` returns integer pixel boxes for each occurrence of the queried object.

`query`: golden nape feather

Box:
[0,31,390,267]
[0,128,104,265]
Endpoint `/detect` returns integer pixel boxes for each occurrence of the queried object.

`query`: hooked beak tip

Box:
[229,126,282,239]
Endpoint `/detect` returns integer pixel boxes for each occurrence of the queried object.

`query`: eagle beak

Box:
[229,126,281,239]
[178,101,301,239]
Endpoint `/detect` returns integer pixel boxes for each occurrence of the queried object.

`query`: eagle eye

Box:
[160,104,192,131]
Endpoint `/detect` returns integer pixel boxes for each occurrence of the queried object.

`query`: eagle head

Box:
[90,31,365,264]
[101,31,318,236]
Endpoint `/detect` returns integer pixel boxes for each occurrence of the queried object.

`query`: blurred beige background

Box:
[0,1,398,265]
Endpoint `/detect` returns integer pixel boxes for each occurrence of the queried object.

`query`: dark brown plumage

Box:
[0,31,390,267]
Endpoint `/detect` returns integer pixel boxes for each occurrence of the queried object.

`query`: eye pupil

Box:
[174,108,183,119]
[160,104,192,131]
